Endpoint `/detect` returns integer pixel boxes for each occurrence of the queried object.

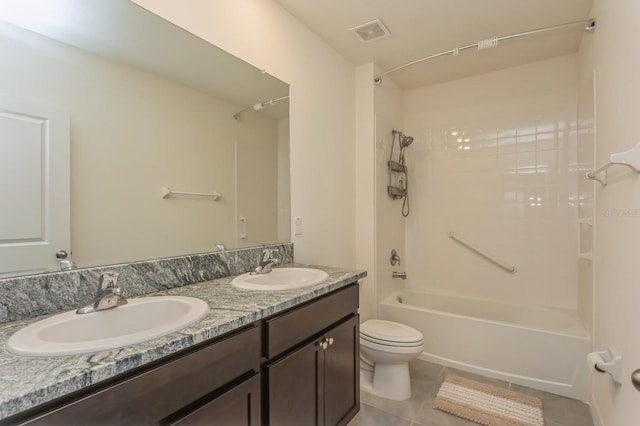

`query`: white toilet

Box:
[359,319,424,401]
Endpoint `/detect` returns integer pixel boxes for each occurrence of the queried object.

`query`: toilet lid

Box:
[360,334,423,348]
[360,320,423,344]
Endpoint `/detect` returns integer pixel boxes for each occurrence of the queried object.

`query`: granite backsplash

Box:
[0,243,293,324]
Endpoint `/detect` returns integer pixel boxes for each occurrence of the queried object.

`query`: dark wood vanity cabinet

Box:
[7,282,360,426]
[265,284,360,426]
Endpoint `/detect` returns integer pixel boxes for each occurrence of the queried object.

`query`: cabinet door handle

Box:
[316,337,335,350]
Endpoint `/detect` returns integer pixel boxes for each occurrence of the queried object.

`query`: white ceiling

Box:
[274,0,594,89]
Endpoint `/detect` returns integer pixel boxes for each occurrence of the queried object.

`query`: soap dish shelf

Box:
[387,186,407,199]
[388,160,406,173]
[388,160,407,199]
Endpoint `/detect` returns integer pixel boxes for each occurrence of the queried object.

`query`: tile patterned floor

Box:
[348,360,594,426]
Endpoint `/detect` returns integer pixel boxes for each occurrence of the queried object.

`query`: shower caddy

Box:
[387,160,407,199]
[387,129,408,199]
[387,129,413,217]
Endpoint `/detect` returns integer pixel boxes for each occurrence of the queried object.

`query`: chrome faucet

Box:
[76,271,128,314]
[250,249,279,275]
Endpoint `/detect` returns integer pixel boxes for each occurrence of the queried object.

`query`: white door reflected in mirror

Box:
[0,95,69,277]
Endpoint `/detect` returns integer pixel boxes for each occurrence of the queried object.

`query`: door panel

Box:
[0,95,70,276]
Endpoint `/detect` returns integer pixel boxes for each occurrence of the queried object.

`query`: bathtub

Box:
[380,292,591,401]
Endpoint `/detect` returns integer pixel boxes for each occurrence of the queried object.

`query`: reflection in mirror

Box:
[0,0,290,278]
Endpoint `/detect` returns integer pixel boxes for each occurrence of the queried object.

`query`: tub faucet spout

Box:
[392,272,407,279]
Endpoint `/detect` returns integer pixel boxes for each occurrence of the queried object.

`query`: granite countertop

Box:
[0,264,366,420]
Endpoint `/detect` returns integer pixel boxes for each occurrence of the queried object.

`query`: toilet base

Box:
[359,362,412,401]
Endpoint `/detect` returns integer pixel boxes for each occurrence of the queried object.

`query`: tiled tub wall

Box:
[403,55,580,309]
[0,243,293,324]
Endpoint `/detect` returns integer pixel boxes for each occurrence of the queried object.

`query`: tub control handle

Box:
[632,369,640,392]
[390,249,401,266]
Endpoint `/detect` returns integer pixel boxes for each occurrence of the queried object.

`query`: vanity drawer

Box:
[169,374,261,426]
[265,283,358,359]
[23,324,260,425]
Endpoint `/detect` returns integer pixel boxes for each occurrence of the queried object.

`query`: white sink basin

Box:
[231,267,329,291]
[6,296,209,357]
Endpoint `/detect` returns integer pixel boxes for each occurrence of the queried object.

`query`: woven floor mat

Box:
[433,374,544,426]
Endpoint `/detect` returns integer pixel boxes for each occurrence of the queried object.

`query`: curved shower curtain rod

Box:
[233,95,290,120]
[374,18,596,85]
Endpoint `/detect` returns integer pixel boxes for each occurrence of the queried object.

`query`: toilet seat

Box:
[360,337,424,355]
[360,334,423,348]
[360,320,423,346]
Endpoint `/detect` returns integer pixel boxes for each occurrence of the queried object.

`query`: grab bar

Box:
[449,232,517,274]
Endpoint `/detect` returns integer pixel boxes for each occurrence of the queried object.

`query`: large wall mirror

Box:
[0,0,290,278]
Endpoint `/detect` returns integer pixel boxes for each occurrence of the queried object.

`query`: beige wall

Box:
[236,112,280,248]
[277,118,291,243]
[355,63,376,320]
[580,1,640,425]
[132,0,357,269]
[0,21,283,267]
[374,73,406,303]
[403,54,580,309]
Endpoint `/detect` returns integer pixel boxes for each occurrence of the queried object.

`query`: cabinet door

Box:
[170,374,261,426]
[324,316,359,426]
[267,339,324,426]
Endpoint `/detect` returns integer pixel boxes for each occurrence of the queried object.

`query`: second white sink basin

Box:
[231,267,329,291]
[6,296,209,357]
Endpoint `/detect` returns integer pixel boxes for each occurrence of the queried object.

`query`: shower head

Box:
[400,135,414,148]
[398,134,414,165]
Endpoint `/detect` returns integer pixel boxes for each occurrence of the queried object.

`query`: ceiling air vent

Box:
[350,18,391,43]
